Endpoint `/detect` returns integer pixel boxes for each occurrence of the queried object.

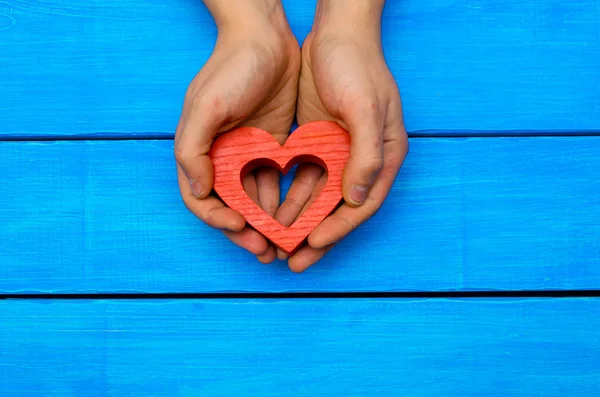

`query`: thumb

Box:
[342,114,384,207]
[174,110,218,199]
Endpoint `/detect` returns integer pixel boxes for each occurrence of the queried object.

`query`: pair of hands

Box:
[175,0,408,272]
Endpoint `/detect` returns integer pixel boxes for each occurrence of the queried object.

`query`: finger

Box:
[275,164,324,227]
[245,168,282,265]
[255,167,280,217]
[288,244,335,273]
[251,168,279,263]
[277,250,289,261]
[297,169,329,218]
[242,171,274,258]
[309,137,407,249]
[341,102,385,207]
[242,171,259,206]
[282,168,328,259]
[177,165,245,231]
[224,228,270,256]
[174,100,221,199]
[274,164,325,260]
[220,172,272,258]
[257,245,277,264]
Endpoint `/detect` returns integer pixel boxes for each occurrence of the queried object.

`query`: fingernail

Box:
[189,179,204,198]
[349,185,368,205]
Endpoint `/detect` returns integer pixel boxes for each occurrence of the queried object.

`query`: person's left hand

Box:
[273,3,409,272]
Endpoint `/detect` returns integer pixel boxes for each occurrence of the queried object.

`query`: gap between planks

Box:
[2,130,600,142]
[2,290,600,300]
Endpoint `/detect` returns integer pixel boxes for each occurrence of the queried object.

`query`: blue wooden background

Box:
[0,0,599,395]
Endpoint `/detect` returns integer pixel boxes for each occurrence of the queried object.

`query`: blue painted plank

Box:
[0,0,598,137]
[0,298,599,396]
[0,137,598,293]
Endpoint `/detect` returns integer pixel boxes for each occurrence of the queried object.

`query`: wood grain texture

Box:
[209,121,350,255]
[1,137,598,293]
[0,0,598,137]
[0,298,599,396]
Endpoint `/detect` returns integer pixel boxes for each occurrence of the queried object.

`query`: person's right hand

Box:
[175,0,300,264]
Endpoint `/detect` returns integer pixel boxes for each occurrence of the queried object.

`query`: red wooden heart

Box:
[208,121,351,255]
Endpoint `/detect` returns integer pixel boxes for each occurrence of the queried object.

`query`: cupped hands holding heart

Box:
[175,0,408,273]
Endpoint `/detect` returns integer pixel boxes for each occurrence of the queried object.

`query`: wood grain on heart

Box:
[208,121,351,256]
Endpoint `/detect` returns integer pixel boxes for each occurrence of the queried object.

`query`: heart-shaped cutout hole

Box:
[208,121,350,255]
[241,161,328,229]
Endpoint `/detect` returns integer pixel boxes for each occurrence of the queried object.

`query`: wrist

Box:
[203,0,290,37]
[313,0,385,40]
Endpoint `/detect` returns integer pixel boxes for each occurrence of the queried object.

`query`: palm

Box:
[297,33,331,125]
[234,45,300,143]
[187,36,300,143]
[297,32,380,127]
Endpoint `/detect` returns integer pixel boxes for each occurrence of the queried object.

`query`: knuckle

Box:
[261,199,279,216]
[285,196,303,208]
[361,157,384,176]
[203,207,216,228]
[334,213,356,234]
[263,206,278,216]
[191,94,227,120]
[294,165,323,187]
[257,176,279,190]
[365,194,384,212]
[173,144,187,164]
[174,144,194,167]
[189,95,211,112]
[296,176,316,188]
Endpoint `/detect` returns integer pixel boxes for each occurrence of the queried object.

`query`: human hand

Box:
[175,0,300,263]
[274,0,409,272]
